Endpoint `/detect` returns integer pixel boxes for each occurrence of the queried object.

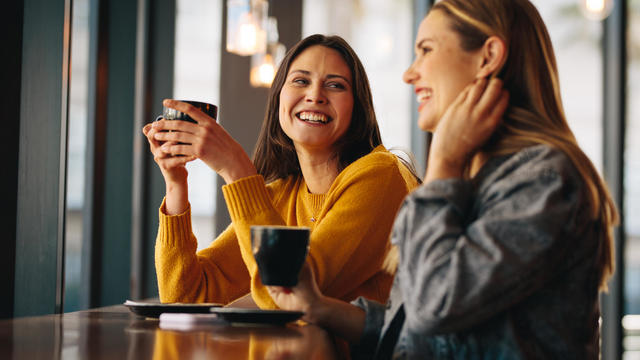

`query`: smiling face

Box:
[278,45,354,154]
[403,10,483,132]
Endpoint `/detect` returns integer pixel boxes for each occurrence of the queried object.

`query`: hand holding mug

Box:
[143,120,194,186]
[151,99,257,184]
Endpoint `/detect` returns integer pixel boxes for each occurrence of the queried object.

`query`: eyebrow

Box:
[415,38,435,49]
[288,69,352,85]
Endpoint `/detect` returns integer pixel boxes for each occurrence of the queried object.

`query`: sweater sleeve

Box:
[394,147,587,334]
[155,199,250,304]
[222,153,417,309]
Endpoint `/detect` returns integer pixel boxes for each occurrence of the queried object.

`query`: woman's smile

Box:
[279,45,354,151]
[296,110,332,125]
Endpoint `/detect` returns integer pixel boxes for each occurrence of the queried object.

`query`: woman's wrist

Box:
[303,294,331,325]
[164,179,189,215]
[220,164,258,184]
[425,157,465,182]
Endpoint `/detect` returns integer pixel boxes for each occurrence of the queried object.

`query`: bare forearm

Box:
[165,179,189,215]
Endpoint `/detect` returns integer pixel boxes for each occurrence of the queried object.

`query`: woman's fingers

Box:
[156,154,196,168]
[153,128,194,144]
[465,77,488,105]
[161,143,194,157]
[142,123,152,136]
[488,90,510,122]
[152,118,198,134]
[163,99,216,125]
[475,78,504,115]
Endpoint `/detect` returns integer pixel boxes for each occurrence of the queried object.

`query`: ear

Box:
[475,36,506,79]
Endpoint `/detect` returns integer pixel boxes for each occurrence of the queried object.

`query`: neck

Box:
[469,152,489,178]
[296,146,340,194]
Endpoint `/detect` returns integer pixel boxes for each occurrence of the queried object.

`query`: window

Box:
[174,0,222,250]
[624,0,640,357]
[302,0,413,155]
[64,0,90,312]
[533,0,603,171]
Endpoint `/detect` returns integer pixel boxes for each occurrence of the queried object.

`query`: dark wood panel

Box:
[98,0,139,306]
[14,0,70,317]
[142,0,177,299]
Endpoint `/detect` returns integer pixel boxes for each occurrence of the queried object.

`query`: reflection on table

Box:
[0,304,341,359]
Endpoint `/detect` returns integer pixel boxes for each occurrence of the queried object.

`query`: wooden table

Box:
[0,304,342,359]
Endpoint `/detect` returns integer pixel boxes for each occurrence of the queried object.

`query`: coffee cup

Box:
[251,226,310,287]
[155,100,218,123]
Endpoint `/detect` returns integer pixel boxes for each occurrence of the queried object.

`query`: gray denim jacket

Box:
[352,145,603,359]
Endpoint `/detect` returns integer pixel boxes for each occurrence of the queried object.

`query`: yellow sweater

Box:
[155,145,419,309]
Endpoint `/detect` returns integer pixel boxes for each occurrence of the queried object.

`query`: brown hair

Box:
[252,34,382,182]
[425,0,618,291]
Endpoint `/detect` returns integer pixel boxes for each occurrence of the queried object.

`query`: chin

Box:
[417,116,436,132]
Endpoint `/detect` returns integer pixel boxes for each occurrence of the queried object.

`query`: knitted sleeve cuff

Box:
[222,175,273,221]
[157,198,195,249]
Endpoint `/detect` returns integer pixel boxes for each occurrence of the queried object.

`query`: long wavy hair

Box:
[252,34,383,183]
[418,0,618,291]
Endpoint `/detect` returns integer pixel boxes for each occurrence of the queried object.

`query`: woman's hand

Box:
[269,262,368,343]
[426,78,509,181]
[143,122,194,185]
[267,262,324,324]
[151,99,258,184]
[143,121,194,214]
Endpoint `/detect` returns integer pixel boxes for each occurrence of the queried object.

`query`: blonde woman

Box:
[267,0,618,358]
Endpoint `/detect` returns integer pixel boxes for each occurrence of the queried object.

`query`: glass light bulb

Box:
[226,0,267,56]
[238,17,258,53]
[258,63,275,84]
[250,54,275,88]
[579,0,614,21]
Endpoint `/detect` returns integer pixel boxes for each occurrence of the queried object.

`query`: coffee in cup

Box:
[251,226,310,287]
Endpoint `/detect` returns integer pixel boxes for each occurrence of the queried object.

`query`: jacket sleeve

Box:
[394,149,586,334]
[223,158,415,309]
[155,200,250,304]
[350,296,386,360]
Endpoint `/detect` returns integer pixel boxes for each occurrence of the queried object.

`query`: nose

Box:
[305,84,327,104]
[403,59,418,84]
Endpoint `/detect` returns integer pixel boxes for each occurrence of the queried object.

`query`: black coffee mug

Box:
[251,226,310,287]
[155,100,218,123]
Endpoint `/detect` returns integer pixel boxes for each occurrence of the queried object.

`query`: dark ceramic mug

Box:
[155,100,218,123]
[251,226,310,287]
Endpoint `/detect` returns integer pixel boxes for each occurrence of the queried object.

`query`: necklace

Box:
[301,179,325,224]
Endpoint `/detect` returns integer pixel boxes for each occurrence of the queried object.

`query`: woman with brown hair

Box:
[267,0,618,358]
[143,34,419,309]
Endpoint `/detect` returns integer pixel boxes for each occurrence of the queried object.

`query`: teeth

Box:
[417,89,432,103]
[298,111,329,124]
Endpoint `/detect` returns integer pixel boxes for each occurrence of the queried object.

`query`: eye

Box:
[326,82,346,90]
[419,46,432,55]
[292,77,309,86]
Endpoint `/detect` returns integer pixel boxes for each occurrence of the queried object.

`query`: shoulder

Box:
[481,144,580,186]
[336,145,418,189]
[265,175,300,200]
[343,145,409,177]
[476,144,585,209]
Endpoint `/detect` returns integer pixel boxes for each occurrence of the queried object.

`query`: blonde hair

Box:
[386,0,618,292]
